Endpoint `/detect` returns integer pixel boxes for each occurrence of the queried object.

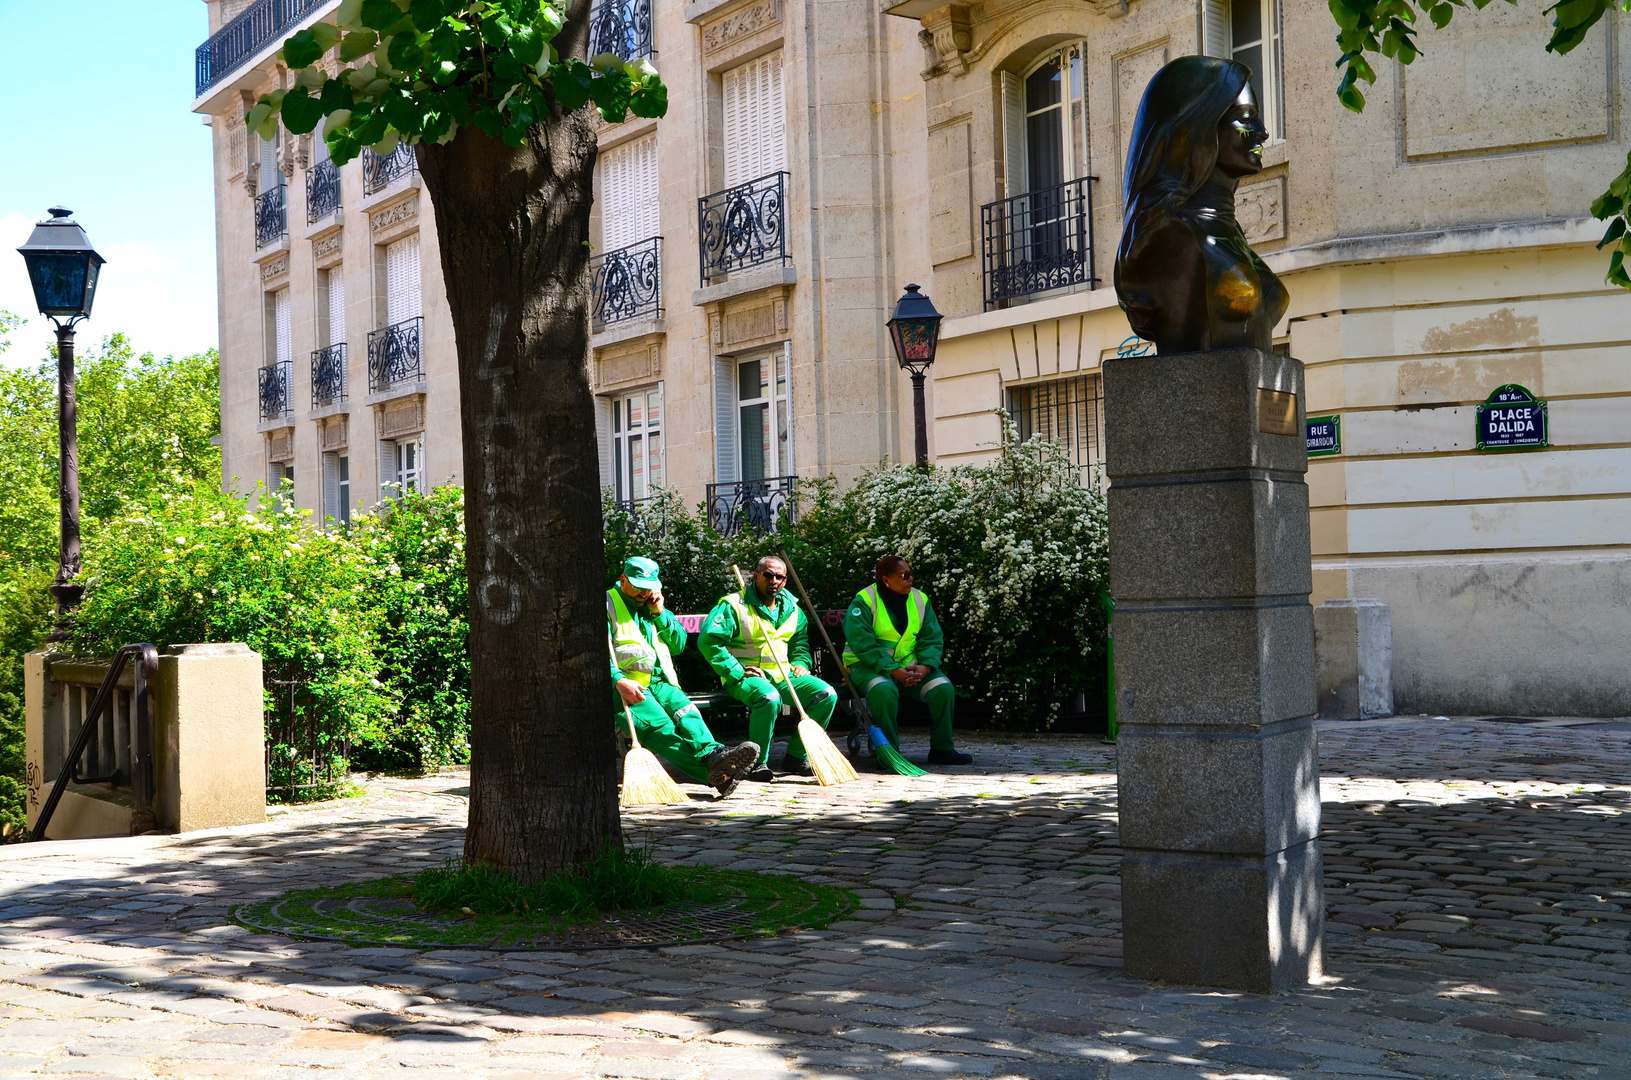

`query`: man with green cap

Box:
[609,556,759,798]
[699,555,838,782]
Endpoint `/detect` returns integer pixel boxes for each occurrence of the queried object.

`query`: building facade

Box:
[196,0,1631,716]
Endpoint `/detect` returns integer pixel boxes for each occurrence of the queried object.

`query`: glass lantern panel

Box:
[27,253,90,316]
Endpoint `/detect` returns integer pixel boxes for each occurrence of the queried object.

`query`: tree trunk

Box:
[416,35,619,881]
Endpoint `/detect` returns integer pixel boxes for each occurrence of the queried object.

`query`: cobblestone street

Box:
[0,717,1626,1080]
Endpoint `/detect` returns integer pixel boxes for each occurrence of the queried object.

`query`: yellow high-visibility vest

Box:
[843,584,927,669]
[723,591,798,670]
[607,587,679,688]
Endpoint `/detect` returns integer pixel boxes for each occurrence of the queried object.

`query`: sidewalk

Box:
[0,717,1624,1079]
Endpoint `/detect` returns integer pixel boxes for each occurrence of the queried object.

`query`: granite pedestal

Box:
[1103,347,1324,993]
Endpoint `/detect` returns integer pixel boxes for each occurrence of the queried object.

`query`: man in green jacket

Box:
[609,556,759,798]
[699,555,838,782]
[843,555,972,765]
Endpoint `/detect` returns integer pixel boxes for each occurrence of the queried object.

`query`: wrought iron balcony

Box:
[195,0,331,97]
[591,237,662,332]
[588,0,654,61]
[980,175,1100,310]
[311,343,346,408]
[259,359,293,421]
[306,159,341,223]
[367,316,423,393]
[697,171,789,287]
[254,184,287,249]
[362,141,416,195]
[706,475,797,536]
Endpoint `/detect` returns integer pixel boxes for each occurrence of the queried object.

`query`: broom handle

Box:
[731,565,812,723]
[777,546,875,727]
[607,624,644,750]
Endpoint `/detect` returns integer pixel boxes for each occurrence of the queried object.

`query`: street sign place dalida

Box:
[1476,384,1549,450]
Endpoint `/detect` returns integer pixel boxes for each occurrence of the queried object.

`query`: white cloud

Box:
[0,212,218,366]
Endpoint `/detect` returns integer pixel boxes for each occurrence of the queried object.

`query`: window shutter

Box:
[380,440,398,498]
[713,358,738,483]
[385,235,421,325]
[1001,70,1026,199]
[1203,0,1230,58]
[326,268,345,347]
[601,135,659,251]
[637,137,660,241]
[260,133,281,187]
[595,396,615,489]
[724,53,784,186]
[323,452,340,522]
[273,288,291,366]
[779,342,793,476]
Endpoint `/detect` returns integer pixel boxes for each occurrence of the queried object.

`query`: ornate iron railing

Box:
[259,359,293,420]
[254,184,287,249]
[706,475,798,536]
[591,237,662,332]
[311,343,346,408]
[363,141,416,195]
[368,316,423,393]
[306,158,341,222]
[195,0,331,97]
[698,171,789,286]
[981,175,1099,310]
[588,0,654,60]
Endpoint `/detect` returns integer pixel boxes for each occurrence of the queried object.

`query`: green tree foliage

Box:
[247,0,666,163]
[1328,0,1631,284]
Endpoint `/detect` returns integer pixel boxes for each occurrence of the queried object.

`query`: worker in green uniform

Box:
[843,555,972,766]
[699,555,838,782]
[609,556,760,798]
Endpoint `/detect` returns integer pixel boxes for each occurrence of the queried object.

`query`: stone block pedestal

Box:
[1104,347,1324,993]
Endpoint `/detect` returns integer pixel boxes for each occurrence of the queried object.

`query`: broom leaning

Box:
[608,628,690,807]
[730,566,857,786]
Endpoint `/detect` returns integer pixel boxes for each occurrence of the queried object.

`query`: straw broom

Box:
[731,566,858,786]
[608,628,690,807]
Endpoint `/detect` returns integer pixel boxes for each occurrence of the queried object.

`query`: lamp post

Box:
[886,283,943,468]
[17,208,106,637]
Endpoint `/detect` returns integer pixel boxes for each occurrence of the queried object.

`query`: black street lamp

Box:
[886,283,943,468]
[17,207,106,635]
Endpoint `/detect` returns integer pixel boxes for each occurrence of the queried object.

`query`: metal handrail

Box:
[362,142,416,195]
[307,159,341,223]
[591,236,663,331]
[255,184,287,249]
[588,0,654,61]
[367,316,423,392]
[706,475,798,536]
[980,174,1100,310]
[30,643,159,843]
[195,0,331,97]
[698,171,790,286]
[311,343,346,407]
[259,360,293,420]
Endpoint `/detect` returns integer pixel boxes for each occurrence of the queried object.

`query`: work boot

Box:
[927,748,973,766]
[779,755,814,777]
[743,764,775,783]
[706,741,760,794]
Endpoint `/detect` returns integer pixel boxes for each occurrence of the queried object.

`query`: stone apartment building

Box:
[195,0,1630,716]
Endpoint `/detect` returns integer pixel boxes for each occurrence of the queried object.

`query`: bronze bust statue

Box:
[1114,56,1287,354]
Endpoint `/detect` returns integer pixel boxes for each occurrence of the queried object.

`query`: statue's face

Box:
[1214,83,1268,179]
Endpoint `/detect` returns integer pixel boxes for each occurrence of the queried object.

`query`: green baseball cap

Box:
[622,556,662,590]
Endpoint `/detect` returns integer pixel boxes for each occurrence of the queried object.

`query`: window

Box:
[258,131,283,191]
[722,53,785,187]
[1006,374,1104,479]
[380,437,422,497]
[1203,0,1283,139]
[600,135,660,252]
[1001,45,1089,200]
[272,287,291,366]
[324,452,351,525]
[269,460,294,492]
[735,352,791,481]
[324,267,345,347]
[608,387,664,503]
[384,234,421,325]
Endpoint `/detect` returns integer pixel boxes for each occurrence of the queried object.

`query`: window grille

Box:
[1005,374,1104,477]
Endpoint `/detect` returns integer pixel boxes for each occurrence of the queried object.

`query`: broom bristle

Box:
[621,748,690,807]
[874,741,927,777]
[798,719,858,786]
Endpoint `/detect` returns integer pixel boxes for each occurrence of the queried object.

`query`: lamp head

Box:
[17,207,106,327]
[887,283,943,377]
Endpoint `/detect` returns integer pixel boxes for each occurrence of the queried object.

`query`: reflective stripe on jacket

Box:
[842,584,927,669]
[608,587,679,688]
[723,591,798,669]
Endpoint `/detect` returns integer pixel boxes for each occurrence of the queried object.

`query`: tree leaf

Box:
[340,30,379,61]
[282,29,326,70]
[1596,217,1626,249]
[551,61,593,110]
[281,86,325,134]
[361,0,406,31]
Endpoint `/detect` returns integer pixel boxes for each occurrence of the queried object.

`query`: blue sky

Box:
[0,0,217,365]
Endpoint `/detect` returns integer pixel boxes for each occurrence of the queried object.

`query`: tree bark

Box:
[416,17,619,881]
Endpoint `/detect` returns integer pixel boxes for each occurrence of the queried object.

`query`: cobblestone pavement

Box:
[0,717,1626,1080]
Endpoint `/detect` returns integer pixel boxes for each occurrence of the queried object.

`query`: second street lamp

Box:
[16,207,106,635]
[887,283,943,468]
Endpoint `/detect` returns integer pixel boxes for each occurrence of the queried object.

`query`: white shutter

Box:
[1001,70,1026,199]
[385,235,421,325]
[273,288,291,366]
[259,133,281,187]
[724,53,784,186]
[323,452,340,522]
[326,268,346,347]
[1203,0,1230,58]
[713,358,738,483]
[380,440,398,497]
[595,396,615,489]
[601,135,659,251]
[779,342,793,476]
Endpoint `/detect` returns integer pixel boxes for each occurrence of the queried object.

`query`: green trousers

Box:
[723,671,837,765]
[852,664,957,751]
[615,681,722,783]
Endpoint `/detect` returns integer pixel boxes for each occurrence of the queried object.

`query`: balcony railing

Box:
[981,175,1099,310]
[254,184,287,249]
[591,237,663,332]
[195,0,331,97]
[588,0,654,61]
[368,316,423,393]
[306,159,341,223]
[259,360,293,421]
[311,343,346,408]
[362,141,416,195]
[698,171,789,287]
[706,475,797,536]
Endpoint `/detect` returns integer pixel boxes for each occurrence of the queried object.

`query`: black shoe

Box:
[744,764,775,783]
[779,756,814,777]
[714,776,740,800]
[706,741,760,793]
[927,748,973,766]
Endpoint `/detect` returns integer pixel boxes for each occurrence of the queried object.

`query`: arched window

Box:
[1001,44,1089,200]
[1202,0,1283,139]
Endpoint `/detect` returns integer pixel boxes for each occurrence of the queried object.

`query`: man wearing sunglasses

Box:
[699,555,838,781]
[843,555,971,766]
